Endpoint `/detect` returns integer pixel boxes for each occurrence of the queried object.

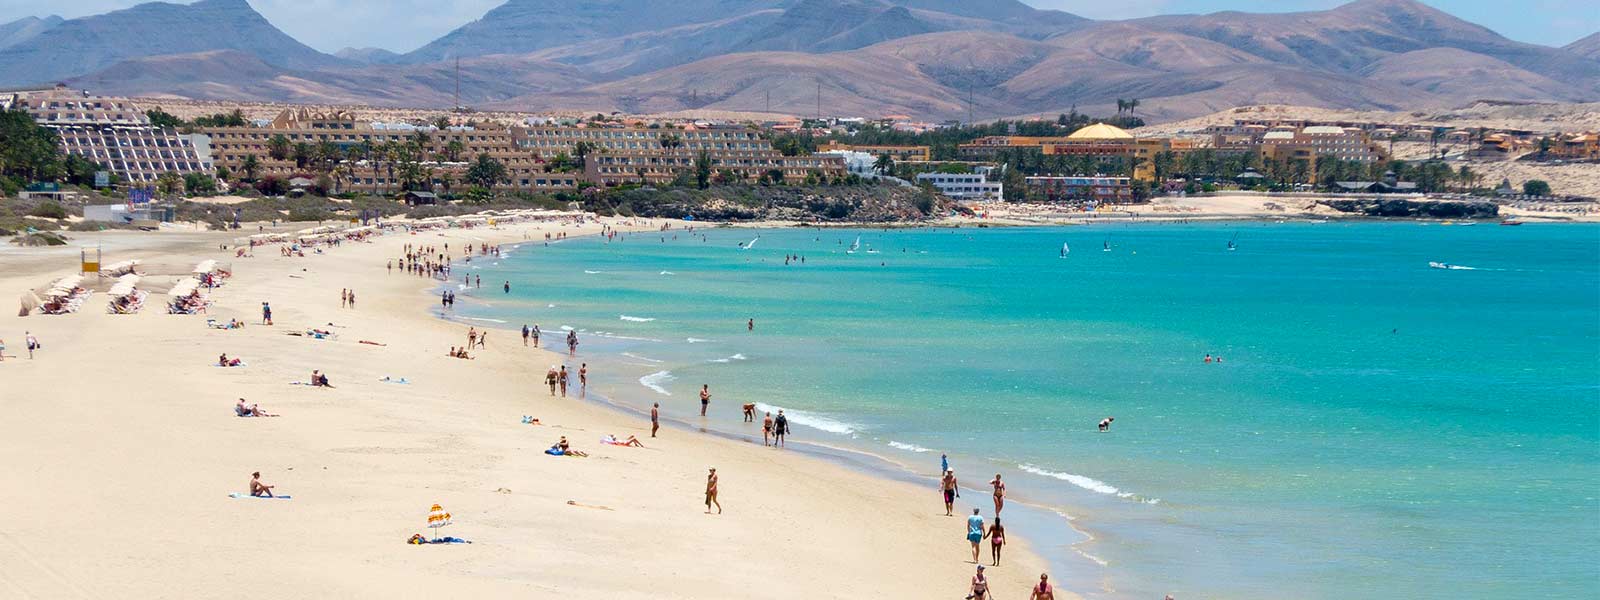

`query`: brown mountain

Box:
[37,0,1600,122]
[1567,33,1600,61]
[68,50,591,107]
[0,0,343,87]
[1359,48,1591,103]
[0,15,62,50]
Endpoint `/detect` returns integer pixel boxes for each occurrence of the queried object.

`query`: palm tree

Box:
[1127,98,1140,116]
[1115,99,1127,115]
[241,154,261,182]
[873,153,894,176]
[268,135,290,161]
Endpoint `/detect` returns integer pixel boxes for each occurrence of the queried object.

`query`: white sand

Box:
[0,219,1058,599]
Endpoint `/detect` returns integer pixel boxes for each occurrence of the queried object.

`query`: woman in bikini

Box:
[991,473,1006,515]
[987,518,1006,566]
[969,565,989,600]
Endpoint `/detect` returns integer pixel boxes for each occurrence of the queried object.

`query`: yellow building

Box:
[818,141,931,162]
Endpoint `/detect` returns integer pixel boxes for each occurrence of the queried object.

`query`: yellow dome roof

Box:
[1067,123,1134,140]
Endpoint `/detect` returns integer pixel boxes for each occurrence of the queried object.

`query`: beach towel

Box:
[544,448,565,456]
[408,534,471,544]
[228,493,291,499]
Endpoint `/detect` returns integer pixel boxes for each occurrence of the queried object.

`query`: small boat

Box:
[742,235,759,250]
[1227,233,1237,252]
[1500,220,1524,226]
[1102,239,1110,252]
[1429,262,1475,270]
[847,236,861,254]
[1061,242,1070,258]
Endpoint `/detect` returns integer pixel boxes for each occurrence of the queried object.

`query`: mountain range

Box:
[0,0,1594,122]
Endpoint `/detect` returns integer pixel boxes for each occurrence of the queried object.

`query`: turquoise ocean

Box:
[449,223,1598,599]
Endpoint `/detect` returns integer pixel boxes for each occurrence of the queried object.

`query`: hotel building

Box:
[4,85,212,185]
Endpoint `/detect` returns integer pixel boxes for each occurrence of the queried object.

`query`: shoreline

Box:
[0,217,1062,599]
[435,287,1111,597]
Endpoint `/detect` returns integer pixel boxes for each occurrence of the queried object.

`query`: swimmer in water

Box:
[1099,417,1114,432]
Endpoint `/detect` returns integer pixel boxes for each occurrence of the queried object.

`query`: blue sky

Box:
[0,0,1593,53]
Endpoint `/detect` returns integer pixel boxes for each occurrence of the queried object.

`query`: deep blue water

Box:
[455,222,1599,599]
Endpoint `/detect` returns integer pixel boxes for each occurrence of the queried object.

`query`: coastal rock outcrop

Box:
[585,186,945,223]
[1316,198,1499,219]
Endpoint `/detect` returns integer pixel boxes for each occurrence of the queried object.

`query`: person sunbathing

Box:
[311,370,333,388]
[250,472,275,497]
[556,436,588,457]
[602,434,645,448]
[236,398,275,417]
[219,353,242,367]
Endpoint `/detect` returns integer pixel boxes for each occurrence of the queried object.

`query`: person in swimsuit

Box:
[1099,417,1114,432]
[987,517,1006,566]
[991,474,1006,515]
[967,508,987,563]
[742,403,755,422]
[579,363,588,395]
[651,402,660,437]
[546,366,558,396]
[705,468,721,514]
[522,325,529,346]
[1030,573,1055,600]
[559,366,569,397]
[249,472,275,497]
[968,564,989,600]
[762,412,773,446]
[941,469,960,516]
[773,410,789,447]
[699,385,711,416]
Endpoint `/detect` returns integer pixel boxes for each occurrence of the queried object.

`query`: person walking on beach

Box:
[347,290,355,309]
[579,363,587,395]
[966,508,987,563]
[699,384,711,416]
[24,332,39,359]
[704,468,721,514]
[773,410,789,448]
[651,402,660,437]
[558,366,570,397]
[477,331,487,349]
[941,469,960,516]
[546,366,558,396]
[522,325,529,346]
[261,302,273,326]
[467,328,477,348]
[987,517,1006,566]
[967,564,989,600]
[340,288,348,308]
[942,453,949,475]
[1030,573,1055,600]
[762,412,773,446]
[991,474,1006,515]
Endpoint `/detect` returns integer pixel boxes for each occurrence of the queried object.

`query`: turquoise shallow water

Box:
[456,223,1599,599]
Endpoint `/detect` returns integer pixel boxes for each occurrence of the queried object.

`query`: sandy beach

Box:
[0,218,1055,599]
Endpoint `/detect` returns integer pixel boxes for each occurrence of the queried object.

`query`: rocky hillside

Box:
[0,0,342,86]
[587,185,944,222]
[9,0,1594,122]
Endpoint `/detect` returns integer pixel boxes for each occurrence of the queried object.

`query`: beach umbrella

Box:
[427,503,452,541]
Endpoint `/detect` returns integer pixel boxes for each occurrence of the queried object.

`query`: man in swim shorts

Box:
[942,469,960,516]
[651,403,660,437]
[967,508,987,563]
[699,384,711,416]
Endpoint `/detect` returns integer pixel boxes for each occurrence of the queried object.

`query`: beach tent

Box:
[427,504,452,542]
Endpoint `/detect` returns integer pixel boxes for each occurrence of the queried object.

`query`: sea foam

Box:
[619,315,656,322]
[755,402,863,436]
[639,371,675,396]
[1018,463,1160,504]
[888,440,935,453]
